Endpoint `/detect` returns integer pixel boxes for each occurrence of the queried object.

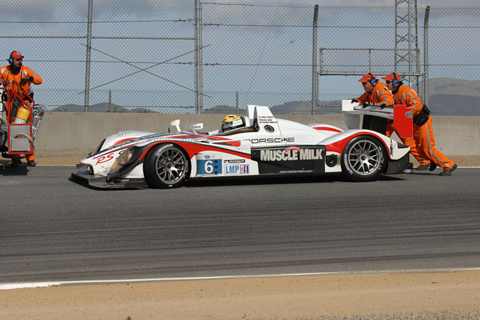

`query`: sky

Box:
[1,0,479,110]
[2,0,480,20]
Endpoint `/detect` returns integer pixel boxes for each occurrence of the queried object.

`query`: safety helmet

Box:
[8,51,24,64]
[221,114,244,132]
[382,73,402,86]
[359,73,377,86]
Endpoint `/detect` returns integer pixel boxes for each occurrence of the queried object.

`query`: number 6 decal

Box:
[197,159,222,175]
[204,160,214,174]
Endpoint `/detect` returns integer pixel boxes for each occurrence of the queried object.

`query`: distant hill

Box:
[426,78,480,116]
[52,102,153,113]
[203,105,237,114]
[428,77,480,97]
[270,100,339,115]
[427,94,480,116]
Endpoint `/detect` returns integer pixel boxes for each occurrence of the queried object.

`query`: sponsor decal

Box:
[258,115,277,124]
[95,153,115,165]
[259,147,324,162]
[251,145,326,174]
[225,159,245,163]
[279,169,314,174]
[197,159,222,175]
[158,137,196,143]
[225,164,250,175]
[249,137,295,144]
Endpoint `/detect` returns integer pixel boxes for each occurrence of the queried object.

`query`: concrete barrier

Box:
[33,112,479,165]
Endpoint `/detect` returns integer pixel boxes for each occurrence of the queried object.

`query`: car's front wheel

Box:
[143,143,190,188]
[341,136,387,182]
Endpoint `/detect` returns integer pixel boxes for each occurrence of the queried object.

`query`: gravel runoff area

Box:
[1,269,480,319]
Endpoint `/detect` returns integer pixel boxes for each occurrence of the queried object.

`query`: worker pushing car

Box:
[382,72,457,176]
[352,73,424,165]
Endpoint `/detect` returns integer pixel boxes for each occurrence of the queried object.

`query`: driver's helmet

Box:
[221,114,244,132]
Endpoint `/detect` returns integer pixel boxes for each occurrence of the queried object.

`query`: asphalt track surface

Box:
[1,165,479,284]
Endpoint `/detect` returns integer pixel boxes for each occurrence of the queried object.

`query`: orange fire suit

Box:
[390,84,455,170]
[356,82,425,163]
[0,64,42,161]
[355,82,413,151]
[385,85,429,165]
[0,64,42,101]
[356,81,395,107]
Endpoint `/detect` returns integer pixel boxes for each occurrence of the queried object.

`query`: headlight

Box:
[108,147,136,177]
[117,148,134,165]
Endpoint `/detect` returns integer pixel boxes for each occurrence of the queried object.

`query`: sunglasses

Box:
[386,80,393,84]
[14,58,23,61]
[361,82,368,86]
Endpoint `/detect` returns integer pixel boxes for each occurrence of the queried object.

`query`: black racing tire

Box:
[341,135,387,182]
[143,143,190,188]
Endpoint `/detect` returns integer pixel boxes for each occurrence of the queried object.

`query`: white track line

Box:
[2,267,480,290]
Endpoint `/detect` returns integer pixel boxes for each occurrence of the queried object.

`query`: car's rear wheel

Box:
[143,143,189,188]
[341,136,387,182]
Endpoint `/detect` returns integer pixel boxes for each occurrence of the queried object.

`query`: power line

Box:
[0,19,193,24]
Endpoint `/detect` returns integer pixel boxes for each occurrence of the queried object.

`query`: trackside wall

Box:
[33,113,479,164]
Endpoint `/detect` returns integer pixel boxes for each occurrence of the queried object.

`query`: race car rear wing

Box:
[341,100,413,138]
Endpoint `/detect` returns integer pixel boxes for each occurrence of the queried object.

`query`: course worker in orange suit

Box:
[352,72,426,170]
[382,72,457,176]
[352,73,395,108]
[0,50,43,167]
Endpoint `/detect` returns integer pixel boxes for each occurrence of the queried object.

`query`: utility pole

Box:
[394,0,420,91]
[84,0,93,112]
[312,5,319,115]
[195,0,204,114]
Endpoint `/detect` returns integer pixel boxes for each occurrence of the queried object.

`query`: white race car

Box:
[71,103,412,189]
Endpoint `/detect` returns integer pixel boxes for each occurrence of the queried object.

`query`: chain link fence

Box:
[1,2,479,115]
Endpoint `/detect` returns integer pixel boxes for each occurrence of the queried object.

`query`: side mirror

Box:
[169,119,181,132]
[189,122,203,135]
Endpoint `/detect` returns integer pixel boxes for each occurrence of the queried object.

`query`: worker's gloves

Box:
[379,103,387,109]
[351,99,359,103]
[20,76,33,86]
